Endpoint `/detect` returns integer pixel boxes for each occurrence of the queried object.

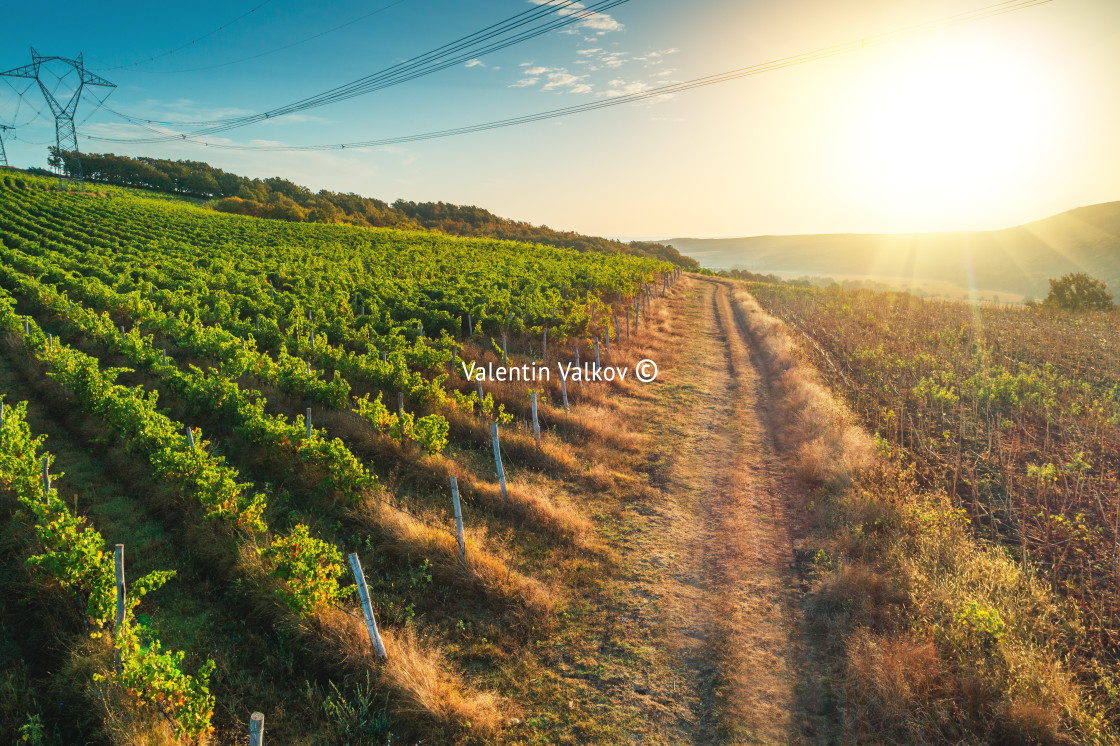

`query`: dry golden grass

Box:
[355,499,558,620]
[235,523,517,741]
[726,283,873,485]
[307,608,506,741]
[378,625,506,738]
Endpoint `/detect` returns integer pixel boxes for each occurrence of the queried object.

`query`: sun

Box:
[844,34,1066,229]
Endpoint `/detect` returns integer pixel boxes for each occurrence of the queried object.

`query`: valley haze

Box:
[659,199,1120,299]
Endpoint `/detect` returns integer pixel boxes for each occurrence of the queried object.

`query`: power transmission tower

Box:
[1,48,115,187]
[0,124,10,168]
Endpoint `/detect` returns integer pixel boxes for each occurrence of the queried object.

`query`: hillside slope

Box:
[662,200,1120,298]
[34,152,699,268]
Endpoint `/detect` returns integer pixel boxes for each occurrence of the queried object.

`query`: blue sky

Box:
[3,0,1119,238]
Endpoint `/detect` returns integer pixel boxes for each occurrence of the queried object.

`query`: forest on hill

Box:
[41,149,697,269]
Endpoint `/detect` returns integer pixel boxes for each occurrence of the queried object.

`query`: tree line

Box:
[46,148,698,269]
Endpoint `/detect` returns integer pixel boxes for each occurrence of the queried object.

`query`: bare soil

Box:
[611,276,807,744]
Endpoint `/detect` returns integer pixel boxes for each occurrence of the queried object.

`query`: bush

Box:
[1043,273,1114,311]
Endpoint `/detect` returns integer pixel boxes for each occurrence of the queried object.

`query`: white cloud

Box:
[464,59,485,68]
[633,48,680,65]
[601,79,653,97]
[508,64,593,94]
[541,70,585,91]
[528,0,622,33]
[576,48,602,56]
[580,12,621,31]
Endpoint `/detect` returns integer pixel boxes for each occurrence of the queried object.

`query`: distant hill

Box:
[661,201,1120,299]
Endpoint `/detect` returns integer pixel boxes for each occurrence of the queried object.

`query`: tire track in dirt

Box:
[620,276,804,744]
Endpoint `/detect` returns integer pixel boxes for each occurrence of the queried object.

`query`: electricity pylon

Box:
[0,124,10,168]
[0,48,115,186]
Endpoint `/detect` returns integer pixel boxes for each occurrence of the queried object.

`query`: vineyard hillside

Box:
[0,170,693,744]
[2,169,1117,745]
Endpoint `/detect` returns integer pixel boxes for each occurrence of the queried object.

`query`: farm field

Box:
[745,280,1120,739]
[746,282,1120,644]
[2,171,1118,745]
[0,171,695,744]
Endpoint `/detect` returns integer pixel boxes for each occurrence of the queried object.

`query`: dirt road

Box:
[618,276,805,744]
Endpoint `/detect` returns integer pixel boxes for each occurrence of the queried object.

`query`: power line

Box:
[129,0,417,75]
[107,0,586,127]
[90,0,1054,153]
[96,0,627,138]
[101,0,279,71]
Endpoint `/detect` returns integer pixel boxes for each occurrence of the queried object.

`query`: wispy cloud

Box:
[509,45,681,97]
[133,98,254,123]
[510,65,592,94]
[464,59,485,68]
[529,0,623,35]
[602,78,653,97]
[259,112,334,126]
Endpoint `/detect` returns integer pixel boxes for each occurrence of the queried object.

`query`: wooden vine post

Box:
[560,375,569,411]
[306,408,312,440]
[347,553,388,659]
[249,712,265,746]
[491,423,508,501]
[531,391,541,447]
[450,477,466,560]
[575,346,583,394]
[114,544,125,672]
[397,392,406,444]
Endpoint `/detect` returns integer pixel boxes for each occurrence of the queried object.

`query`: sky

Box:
[2,0,1119,239]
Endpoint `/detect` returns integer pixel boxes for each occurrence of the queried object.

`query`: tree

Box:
[1043,273,1114,312]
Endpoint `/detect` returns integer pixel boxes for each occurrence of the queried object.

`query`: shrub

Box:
[1043,272,1114,311]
